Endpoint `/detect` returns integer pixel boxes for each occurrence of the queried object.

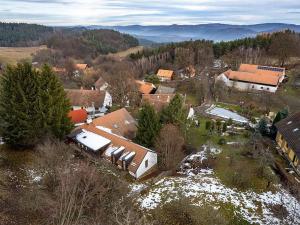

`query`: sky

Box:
[0,0,300,26]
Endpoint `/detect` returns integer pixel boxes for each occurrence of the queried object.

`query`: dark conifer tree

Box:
[39,64,73,139]
[161,94,185,125]
[0,63,41,146]
[0,63,72,147]
[135,103,161,148]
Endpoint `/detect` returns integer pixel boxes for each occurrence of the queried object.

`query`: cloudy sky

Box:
[0,0,300,26]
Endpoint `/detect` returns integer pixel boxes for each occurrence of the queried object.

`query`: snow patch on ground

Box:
[137,146,300,225]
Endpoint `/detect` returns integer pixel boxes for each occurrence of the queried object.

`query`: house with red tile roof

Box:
[65,89,112,118]
[68,109,88,126]
[217,64,285,93]
[135,80,156,94]
[157,69,174,81]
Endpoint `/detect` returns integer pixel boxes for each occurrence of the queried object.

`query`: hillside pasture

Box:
[0,45,47,64]
[109,46,144,58]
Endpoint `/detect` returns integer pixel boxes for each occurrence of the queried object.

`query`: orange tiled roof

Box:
[142,94,175,111]
[68,109,88,124]
[239,64,285,77]
[81,124,149,174]
[135,80,155,94]
[157,69,174,78]
[224,64,285,86]
[75,64,88,70]
[91,108,137,138]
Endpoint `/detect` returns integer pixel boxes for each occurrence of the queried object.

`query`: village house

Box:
[68,124,157,179]
[142,94,175,112]
[65,89,112,118]
[68,109,88,127]
[157,69,175,81]
[91,108,137,139]
[75,63,88,71]
[217,64,286,93]
[94,77,108,91]
[135,80,156,94]
[275,112,300,173]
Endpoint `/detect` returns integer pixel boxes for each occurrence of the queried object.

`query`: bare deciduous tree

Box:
[155,124,185,171]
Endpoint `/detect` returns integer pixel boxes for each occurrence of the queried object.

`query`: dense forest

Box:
[46,29,139,58]
[0,22,54,47]
[129,30,300,69]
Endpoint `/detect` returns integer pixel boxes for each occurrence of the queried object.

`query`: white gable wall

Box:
[135,151,157,179]
[217,73,278,93]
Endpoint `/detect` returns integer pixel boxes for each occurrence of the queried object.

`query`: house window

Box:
[261,87,263,90]
[252,85,255,89]
[267,88,270,90]
[145,160,148,168]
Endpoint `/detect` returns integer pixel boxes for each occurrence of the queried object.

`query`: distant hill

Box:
[87,23,300,43]
[46,29,139,58]
[0,22,139,59]
[0,22,54,47]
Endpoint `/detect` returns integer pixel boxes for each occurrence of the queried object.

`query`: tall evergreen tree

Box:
[0,63,72,147]
[135,103,161,148]
[39,64,73,138]
[0,63,41,146]
[161,94,186,125]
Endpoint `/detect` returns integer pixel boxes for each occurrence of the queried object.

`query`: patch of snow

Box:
[27,169,43,183]
[136,145,300,225]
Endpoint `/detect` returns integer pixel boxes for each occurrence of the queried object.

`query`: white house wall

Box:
[217,73,278,93]
[135,151,157,179]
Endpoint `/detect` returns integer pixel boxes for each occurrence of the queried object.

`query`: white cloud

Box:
[0,0,299,25]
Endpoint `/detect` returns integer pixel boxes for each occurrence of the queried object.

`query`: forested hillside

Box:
[0,22,54,47]
[46,29,139,59]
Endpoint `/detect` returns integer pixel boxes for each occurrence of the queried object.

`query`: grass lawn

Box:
[186,117,278,192]
[213,144,277,193]
[0,46,47,64]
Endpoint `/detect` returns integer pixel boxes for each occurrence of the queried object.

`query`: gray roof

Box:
[275,112,300,157]
[155,85,175,94]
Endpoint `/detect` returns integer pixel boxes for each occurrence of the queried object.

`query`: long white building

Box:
[217,64,285,93]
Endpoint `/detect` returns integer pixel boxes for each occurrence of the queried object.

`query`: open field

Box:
[109,46,144,58]
[0,45,47,64]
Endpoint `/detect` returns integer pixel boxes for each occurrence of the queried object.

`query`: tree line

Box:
[0,22,54,47]
[130,30,300,68]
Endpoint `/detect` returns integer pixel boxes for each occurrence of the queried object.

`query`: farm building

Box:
[217,64,285,93]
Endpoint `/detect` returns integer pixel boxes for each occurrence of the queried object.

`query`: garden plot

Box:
[134,146,300,225]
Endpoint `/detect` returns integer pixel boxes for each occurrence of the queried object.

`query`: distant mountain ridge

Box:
[86,23,300,43]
